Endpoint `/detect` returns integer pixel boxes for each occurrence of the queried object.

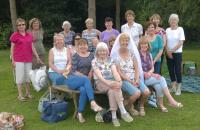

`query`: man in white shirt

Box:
[121,10,143,46]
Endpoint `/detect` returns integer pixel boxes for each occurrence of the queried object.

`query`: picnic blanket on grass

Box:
[166,76,200,93]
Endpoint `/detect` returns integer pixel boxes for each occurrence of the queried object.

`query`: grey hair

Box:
[62,21,71,29]
[168,14,179,23]
[95,42,109,57]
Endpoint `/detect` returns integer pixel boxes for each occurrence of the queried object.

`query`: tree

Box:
[88,0,96,28]
[9,0,17,31]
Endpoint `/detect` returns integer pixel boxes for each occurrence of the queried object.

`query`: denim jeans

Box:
[166,53,182,83]
[145,76,167,97]
[154,62,161,74]
[48,72,94,112]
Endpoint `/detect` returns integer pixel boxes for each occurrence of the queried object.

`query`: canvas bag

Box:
[41,100,68,123]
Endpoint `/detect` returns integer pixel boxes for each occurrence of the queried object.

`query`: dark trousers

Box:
[166,53,182,83]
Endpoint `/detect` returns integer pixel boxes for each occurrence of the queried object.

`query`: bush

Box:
[0,23,12,50]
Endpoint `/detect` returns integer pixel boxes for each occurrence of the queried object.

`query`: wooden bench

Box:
[51,85,105,119]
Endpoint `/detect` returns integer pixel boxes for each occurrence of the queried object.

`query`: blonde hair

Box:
[119,33,130,42]
[53,33,65,47]
[138,36,151,51]
[149,13,162,25]
[168,14,179,23]
[95,42,109,58]
[29,18,42,30]
[85,18,93,24]
[16,18,26,30]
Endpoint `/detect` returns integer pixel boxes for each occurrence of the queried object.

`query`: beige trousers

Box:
[95,80,124,111]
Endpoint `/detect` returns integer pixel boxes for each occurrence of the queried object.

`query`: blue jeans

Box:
[48,72,94,112]
[145,76,167,97]
[154,62,161,74]
[166,53,182,83]
[122,80,149,95]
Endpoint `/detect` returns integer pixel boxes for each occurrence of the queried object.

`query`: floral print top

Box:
[92,57,115,80]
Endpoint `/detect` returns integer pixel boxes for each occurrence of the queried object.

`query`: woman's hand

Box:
[167,51,173,59]
[12,60,16,68]
[110,81,121,91]
[144,72,152,79]
[152,73,161,79]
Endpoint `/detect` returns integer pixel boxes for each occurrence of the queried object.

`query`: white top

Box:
[121,22,143,46]
[166,27,185,53]
[49,47,68,72]
[110,33,144,82]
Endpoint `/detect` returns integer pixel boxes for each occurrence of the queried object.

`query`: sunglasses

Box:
[75,38,81,40]
[17,24,25,27]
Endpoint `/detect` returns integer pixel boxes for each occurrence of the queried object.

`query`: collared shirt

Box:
[121,22,143,46]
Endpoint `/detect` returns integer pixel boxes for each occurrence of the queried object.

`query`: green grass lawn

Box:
[0,42,200,130]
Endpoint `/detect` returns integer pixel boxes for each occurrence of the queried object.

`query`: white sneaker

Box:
[175,83,181,96]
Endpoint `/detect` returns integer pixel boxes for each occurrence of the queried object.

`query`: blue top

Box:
[60,31,75,46]
[150,35,163,62]
[71,52,94,76]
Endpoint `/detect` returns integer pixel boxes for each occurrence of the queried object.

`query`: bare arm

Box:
[10,43,15,67]
[133,58,140,82]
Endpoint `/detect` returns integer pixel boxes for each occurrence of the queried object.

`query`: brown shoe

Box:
[127,105,139,116]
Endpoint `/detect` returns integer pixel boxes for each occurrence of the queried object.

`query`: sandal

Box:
[139,107,145,116]
[169,102,183,108]
[17,96,26,102]
[91,103,103,112]
[25,95,33,99]
[160,106,168,113]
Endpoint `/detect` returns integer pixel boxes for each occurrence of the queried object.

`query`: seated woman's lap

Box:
[122,80,140,96]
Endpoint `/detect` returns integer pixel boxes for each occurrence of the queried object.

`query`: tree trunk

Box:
[88,0,96,28]
[116,0,120,31]
[9,0,17,31]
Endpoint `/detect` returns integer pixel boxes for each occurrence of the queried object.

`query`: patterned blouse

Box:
[92,57,115,80]
[140,52,153,72]
[71,52,94,76]
[115,53,136,80]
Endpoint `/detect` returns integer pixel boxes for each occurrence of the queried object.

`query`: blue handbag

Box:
[41,100,68,123]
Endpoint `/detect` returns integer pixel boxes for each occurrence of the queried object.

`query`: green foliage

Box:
[0,23,12,50]
[125,0,200,41]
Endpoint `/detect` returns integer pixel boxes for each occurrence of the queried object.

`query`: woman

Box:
[138,36,183,112]
[60,21,75,47]
[111,33,150,116]
[100,17,119,44]
[71,38,94,79]
[48,34,102,123]
[28,18,46,69]
[166,14,185,96]
[150,14,167,74]
[146,22,163,74]
[82,18,101,52]
[92,42,133,127]
[10,18,41,101]
[121,10,143,46]
[70,33,81,55]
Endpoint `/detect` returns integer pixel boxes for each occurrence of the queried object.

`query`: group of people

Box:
[10,9,185,127]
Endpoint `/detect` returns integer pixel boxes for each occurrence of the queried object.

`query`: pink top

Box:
[10,32,34,62]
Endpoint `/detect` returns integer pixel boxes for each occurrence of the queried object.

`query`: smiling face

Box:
[86,20,93,29]
[17,21,26,32]
[126,14,134,23]
[119,34,130,49]
[140,43,149,52]
[169,18,178,27]
[97,48,108,59]
[32,20,40,30]
[152,17,160,26]
[55,35,64,49]
[105,21,113,30]
[78,39,88,53]
[147,23,156,35]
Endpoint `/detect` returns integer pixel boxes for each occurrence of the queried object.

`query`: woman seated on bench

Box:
[71,38,94,80]
[48,33,102,123]
[138,36,183,112]
[92,42,133,127]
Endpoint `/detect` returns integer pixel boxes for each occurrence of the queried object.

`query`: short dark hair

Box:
[105,17,113,22]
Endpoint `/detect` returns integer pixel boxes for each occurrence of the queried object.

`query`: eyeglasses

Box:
[75,38,81,40]
[17,24,25,27]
